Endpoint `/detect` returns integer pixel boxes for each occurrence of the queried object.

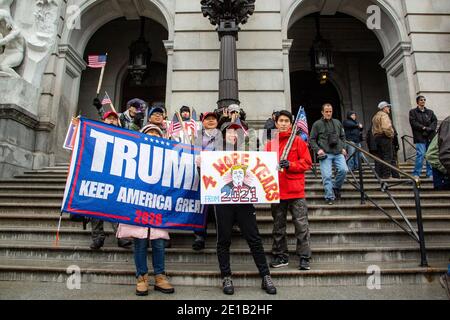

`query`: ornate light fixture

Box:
[128,17,152,86]
[310,14,334,85]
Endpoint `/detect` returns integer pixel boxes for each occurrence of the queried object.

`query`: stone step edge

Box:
[1,227,449,235]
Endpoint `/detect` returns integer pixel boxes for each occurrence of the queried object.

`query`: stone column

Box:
[163,40,174,114]
[217,21,239,107]
[282,39,293,109]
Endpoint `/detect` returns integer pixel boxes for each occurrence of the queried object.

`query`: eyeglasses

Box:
[420,99,426,102]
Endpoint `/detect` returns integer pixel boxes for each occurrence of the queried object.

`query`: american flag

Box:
[187,108,199,137]
[101,93,112,105]
[295,106,309,142]
[168,113,182,136]
[88,55,107,68]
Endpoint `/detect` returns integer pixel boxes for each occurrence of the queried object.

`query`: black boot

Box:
[192,235,205,251]
[90,238,104,250]
[261,275,277,295]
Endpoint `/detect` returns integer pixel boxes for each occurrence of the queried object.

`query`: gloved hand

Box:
[279,160,290,169]
[93,98,102,110]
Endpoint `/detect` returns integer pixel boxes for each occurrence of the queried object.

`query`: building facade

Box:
[0,0,449,177]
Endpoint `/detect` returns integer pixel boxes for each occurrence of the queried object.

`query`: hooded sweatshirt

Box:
[265,130,312,199]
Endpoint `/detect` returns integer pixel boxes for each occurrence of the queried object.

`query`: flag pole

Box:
[96,53,108,98]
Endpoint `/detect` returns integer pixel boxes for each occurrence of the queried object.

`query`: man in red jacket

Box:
[265,110,313,270]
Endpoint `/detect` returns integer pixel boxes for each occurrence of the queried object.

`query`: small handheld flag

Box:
[296,106,309,143]
[168,113,182,136]
[101,92,112,105]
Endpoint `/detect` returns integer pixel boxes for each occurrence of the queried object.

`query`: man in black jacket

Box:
[343,111,363,170]
[409,96,437,179]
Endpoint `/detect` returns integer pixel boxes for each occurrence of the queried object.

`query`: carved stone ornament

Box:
[0,0,25,78]
[201,0,255,27]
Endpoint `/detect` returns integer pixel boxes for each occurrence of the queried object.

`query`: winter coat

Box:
[409,107,438,143]
[310,118,346,155]
[438,116,450,174]
[265,130,312,199]
[119,110,134,130]
[343,112,363,143]
[371,111,394,139]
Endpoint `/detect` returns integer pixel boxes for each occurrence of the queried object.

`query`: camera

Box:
[328,132,339,148]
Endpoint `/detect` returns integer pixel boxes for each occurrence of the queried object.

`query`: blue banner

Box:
[61,117,206,231]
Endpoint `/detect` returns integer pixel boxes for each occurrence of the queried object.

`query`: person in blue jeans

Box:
[310,103,349,205]
[409,95,437,179]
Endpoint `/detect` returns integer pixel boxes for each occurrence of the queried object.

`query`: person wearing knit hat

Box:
[141,123,163,137]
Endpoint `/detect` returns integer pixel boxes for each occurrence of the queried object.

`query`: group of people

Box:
[83,95,450,297]
[88,98,316,297]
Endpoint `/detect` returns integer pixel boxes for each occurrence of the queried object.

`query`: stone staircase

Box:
[0,163,449,289]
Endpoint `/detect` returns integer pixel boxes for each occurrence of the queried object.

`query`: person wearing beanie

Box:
[116,124,174,296]
[120,98,146,130]
[212,121,277,296]
[371,101,395,179]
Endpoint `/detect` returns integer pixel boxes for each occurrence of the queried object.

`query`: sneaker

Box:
[299,257,311,270]
[117,238,133,249]
[270,256,289,268]
[222,277,234,295]
[192,236,205,251]
[326,199,334,205]
[89,239,104,250]
[261,275,277,295]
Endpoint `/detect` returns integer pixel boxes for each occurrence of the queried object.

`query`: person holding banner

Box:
[191,111,222,251]
[116,123,175,296]
[147,106,168,138]
[119,99,145,130]
[213,121,277,295]
[265,110,313,270]
[90,111,133,250]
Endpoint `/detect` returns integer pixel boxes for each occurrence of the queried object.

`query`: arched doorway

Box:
[77,17,168,119]
[283,0,415,150]
[288,13,390,130]
[290,70,342,127]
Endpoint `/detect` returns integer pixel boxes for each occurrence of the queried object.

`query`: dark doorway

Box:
[290,70,342,130]
[120,62,167,112]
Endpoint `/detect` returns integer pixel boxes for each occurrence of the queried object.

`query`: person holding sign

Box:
[214,121,277,296]
[265,110,313,271]
[90,111,133,250]
[116,123,175,296]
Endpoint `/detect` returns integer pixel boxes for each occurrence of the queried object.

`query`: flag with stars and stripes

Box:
[168,113,182,136]
[88,55,107,68]
[295,106,309,143]
[101,92,112,105]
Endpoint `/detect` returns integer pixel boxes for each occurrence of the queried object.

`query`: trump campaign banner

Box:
[200,151,280,204]
[61,117,205,231]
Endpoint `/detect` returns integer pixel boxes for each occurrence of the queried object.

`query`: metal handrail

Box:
[401,135,417,162]
[344,140,428,267]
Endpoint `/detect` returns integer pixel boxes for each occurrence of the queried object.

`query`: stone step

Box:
[1,213,449,230]
[0,227,448,246]
[1,203,448,216]
[0,258,446,287]
[1,241,449,265]
[0,184,437,195]
[0,193,448,206]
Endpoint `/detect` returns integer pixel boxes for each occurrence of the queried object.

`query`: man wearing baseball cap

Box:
[102,111,119,126]
[371,101,395,179]
[147,106,167,138]
[119,98,146,130]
